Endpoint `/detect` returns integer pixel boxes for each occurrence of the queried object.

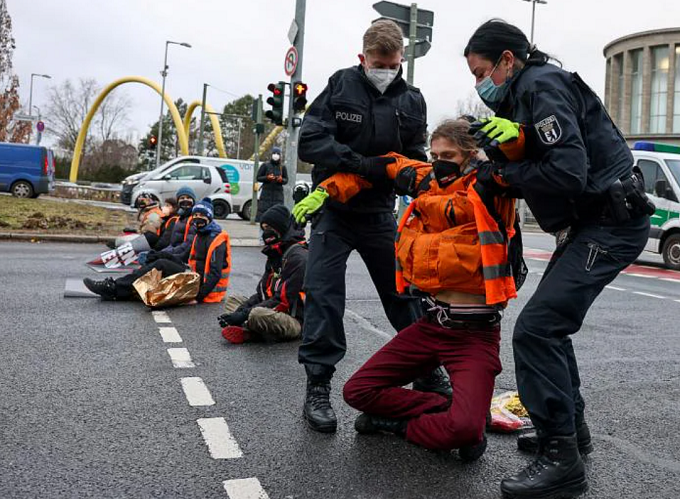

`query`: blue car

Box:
[0,142,55,198]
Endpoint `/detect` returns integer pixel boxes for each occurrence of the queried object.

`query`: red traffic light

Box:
[293,82,308,97]
[268,83,283,96]
[149,136,158,147]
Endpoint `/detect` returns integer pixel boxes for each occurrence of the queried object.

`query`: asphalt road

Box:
[1,239,679,499]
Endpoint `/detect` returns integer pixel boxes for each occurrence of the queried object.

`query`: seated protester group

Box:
[293,119,518,460]
[218,205,307,344]
[84,198,231,304]
[151,186,197,253]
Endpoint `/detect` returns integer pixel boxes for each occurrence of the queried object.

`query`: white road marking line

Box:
[223,478,270,499]
[633,291,666,299]
[167,348,195,368]
[606,285,627,291]
[345,309,392,340]
[159,326,182,343]
[675,299,680,304]
[152,311,172,323]
[197,418,243,459]
[624,273,657,279]
[659,278,680,283]
[181,377,215,406]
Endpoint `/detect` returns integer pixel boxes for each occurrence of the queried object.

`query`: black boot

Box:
[517,421,593,455]
[303,380,337,433]
[83,277,117,300]
[354,413,407,436]
[413,366,453,399]
[501,434,587,499]
[459,434,488,462]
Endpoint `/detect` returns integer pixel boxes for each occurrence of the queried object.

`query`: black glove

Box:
[218,308,250,327]
[358,156,396,182]
[144,251,159,263]
[394,166,418,197]
[475,160,501,185]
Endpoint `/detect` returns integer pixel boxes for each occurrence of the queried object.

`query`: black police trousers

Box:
[298,208,421,381]
[114,259,186,300]
[513,215,650,435]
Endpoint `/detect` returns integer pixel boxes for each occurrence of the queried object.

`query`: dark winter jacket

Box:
[236,229,307,321]
[299,64,427,213]
[255,160,288,221]
[157,213,196,261]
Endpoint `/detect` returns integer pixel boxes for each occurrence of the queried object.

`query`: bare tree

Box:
[0,0,30,143]
[455,91,494,121]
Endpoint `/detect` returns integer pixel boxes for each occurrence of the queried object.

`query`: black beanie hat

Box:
[261,204,292,234]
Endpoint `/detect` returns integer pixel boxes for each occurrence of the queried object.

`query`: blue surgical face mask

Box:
[475,56,511,110]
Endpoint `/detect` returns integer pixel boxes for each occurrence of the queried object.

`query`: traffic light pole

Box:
[283,0,306,209]
[250,95,264,225]
[198,83,208,156]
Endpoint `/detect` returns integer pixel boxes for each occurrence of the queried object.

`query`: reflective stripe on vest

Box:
[395,201,417,294]
[183,216,194,242]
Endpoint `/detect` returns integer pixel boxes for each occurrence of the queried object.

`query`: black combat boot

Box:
[517,421,593,455]
[413,366,453,399]
[83,277,117,300]
[459,434,488,462]
[501,434,587,499]
[303,379,337,433]
[354,413,407,436]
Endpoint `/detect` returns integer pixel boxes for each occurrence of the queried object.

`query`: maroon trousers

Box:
[343,316,501,450]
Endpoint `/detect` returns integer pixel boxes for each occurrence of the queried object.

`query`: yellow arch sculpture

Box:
[69,76,189,182]
[249,125,285,161]
[183,101,227,158]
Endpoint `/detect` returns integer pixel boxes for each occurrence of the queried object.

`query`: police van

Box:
[631,142,680,269]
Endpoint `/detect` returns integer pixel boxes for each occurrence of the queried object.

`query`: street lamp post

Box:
[522,0,547,44]
[156,40,191,168]
[28,73,51,143]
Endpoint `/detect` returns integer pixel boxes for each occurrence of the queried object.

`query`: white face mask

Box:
[271,153,281,162]
[365,67,399,94]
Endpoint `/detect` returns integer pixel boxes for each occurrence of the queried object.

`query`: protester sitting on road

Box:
[294,119,519,460]
[218,205,307,344]
[84,198,231,304]
[154,197,178,249]
[142,186,197,261]
[134,191,165,248]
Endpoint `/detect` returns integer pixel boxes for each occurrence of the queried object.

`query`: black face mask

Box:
[192,218,208,230]
[178,201,194,216]
[432,160,462,188]
[262,228,281,246]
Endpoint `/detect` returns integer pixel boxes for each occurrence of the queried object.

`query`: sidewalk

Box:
[217,218,261,246]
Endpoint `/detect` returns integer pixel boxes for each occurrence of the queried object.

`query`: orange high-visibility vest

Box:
[189,232,231,303]
[183,215,194,242]
[140,206,165,235]
[164,215,179,231]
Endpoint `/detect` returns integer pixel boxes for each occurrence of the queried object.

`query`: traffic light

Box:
[265,81,285,125]
[149,135,158,149]
[292,81,308,113]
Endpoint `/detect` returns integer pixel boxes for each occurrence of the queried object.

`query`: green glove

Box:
[292,187,329,223]
[473,117,520,146]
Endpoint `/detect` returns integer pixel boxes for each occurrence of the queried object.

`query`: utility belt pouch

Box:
[606,179,631,224]
[622,167,656,217]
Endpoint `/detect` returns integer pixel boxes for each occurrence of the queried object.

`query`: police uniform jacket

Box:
[496,62,633,232]
[299,65,427,213]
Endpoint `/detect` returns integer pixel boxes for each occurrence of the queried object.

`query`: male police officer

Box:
[297,20,450,433]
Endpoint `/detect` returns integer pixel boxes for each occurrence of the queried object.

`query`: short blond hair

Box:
[363,20,404,55]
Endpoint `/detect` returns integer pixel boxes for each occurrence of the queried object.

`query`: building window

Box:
[650,45,669,134]
[674,46,680,133]
[616,54,624,127]
[630,50,643,134]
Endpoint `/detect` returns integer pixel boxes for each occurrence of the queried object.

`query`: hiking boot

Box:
[413,366,453,399]
[83,277,117,300]
[459,434,488,462]
[303,380,337,433]
[105,240,117,250]
[221,326,250,344]
[501,434,588,499]
[517,422,593,455]
[354,413,407,436]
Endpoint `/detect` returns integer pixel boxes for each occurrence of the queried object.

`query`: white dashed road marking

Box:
[223,478,270,499]
[181,377,216,406]
[606,285,627,291]
[152,311,172,323]
[633,291,666,299]
[197,417,243,459]
[159,326,182,343]
[167,347,196,368]
[625,273,657,279]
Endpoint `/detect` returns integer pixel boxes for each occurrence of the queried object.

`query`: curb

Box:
[0,232,262,247]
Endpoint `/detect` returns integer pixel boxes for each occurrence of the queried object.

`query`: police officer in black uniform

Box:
[464,20,653,498]
[297,19,450,433]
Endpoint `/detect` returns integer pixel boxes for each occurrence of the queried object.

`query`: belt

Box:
[422,297,502,329]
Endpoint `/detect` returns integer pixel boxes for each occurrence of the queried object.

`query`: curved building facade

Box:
[604,27,680,145]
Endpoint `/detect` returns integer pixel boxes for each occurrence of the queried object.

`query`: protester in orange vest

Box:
[135,191,165,246]
[84,198,231,303]
[294,119,518,460]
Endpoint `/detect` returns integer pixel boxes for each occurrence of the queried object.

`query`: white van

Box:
[631,142,680,269]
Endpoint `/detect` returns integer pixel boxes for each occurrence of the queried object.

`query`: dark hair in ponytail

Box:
[463,19,553,67]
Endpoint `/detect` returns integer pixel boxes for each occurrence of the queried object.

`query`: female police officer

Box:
[464,20,653,499]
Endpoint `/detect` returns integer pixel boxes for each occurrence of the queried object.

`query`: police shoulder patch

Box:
[534,115,562,145]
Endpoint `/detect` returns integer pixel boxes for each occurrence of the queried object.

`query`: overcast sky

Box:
[8,0,680,145]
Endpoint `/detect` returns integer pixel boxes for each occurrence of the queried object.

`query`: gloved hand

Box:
[292,188,329,224]
[144,251,159,264]
[394,166,418,197]
[475,160,501,185]
[137,251,150,265]
[470,117,520,148]
[358,156,396,181]
[218,308,250,327]
[276,176,284,184]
